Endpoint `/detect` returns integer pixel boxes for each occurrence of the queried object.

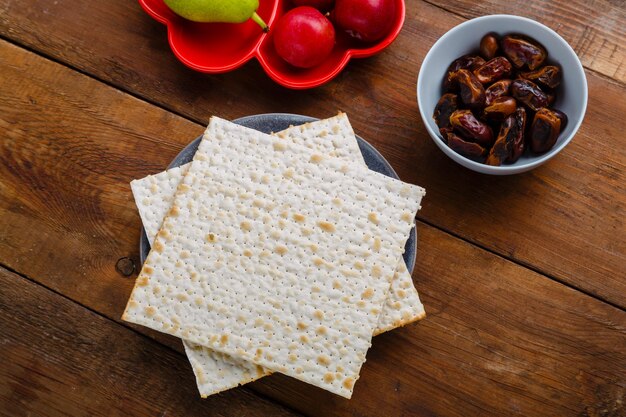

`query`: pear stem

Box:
[251,12,269,32]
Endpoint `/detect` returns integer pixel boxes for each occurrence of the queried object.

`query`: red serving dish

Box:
[138,0,405,89]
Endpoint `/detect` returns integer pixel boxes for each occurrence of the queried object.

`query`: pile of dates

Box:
[433,33,568,166]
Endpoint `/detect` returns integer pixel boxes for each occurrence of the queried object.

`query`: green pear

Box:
[164,0,268,31]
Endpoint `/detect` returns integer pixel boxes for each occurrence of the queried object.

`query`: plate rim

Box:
[139,113,417,274]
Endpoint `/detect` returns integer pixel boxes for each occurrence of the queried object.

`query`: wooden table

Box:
[1,1,624,415]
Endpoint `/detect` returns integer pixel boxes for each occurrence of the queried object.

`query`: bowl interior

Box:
[142,0,279,71]
[418,15,587,172]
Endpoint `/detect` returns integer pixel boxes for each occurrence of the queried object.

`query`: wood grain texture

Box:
[249,223,626,417]
[0,38,204,352]
[1,0,624,307]
[0,267,300,417]
[0,40,624,416]
[425,0,626,83]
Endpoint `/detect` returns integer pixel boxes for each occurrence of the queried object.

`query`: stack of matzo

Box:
[124,114,426,398]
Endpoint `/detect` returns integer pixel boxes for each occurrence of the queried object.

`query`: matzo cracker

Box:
[123,115,424,393]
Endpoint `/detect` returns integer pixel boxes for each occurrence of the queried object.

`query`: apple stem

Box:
[251,12,269,32]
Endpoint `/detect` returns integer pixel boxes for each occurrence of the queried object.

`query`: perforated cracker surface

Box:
[183,340,269,397]
[132,116,425,338]
[375,261,425,335]
[131,164,190,240]
[132,118,425,396]
[124,117,425,397]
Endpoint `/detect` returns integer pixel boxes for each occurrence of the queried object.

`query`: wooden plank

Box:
[0,267,300,417]
[0,41,624,416]
[0,0,624,307]
[425,0,626,83]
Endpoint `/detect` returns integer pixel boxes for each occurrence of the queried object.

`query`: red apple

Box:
[273,6,335,68]
[333,0,396,42]
[292,0,335,12]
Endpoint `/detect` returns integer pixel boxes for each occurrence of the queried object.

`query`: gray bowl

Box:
[140,113,417,273]
[417,15,587,174]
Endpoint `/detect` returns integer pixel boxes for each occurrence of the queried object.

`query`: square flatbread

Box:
[123,117,425,397]
[181,259,423,397]
[130,115,426,397]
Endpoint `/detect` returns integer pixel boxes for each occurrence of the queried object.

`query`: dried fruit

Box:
[442,55,486,91]
[438,125,453,137]
[485,126,511,165]
[553,109,568,132]
[473,56,512,84]
[520,65,561,89]
[510,79,549,111]
[501,35,547,70]
[436,32,567,166]
[485,79,512,106]
[446,131,487,161]
[451,69,486,108]
[433,93,459,130]
[480,32,499,60]
[483,96,517,121]
[485,107,526,165]
[530,108,562,153]
[508,107,527,162]
[449,109,494,147]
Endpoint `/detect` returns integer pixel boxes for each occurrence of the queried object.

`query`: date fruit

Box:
[480,32,499,60]
[530,108,561,153]
[508,107,527,162]
[451,69,486,108]
[485,107,526,165]
[520,65,561,89]
[553,109,568,132]
[446,131,487,161]
[485,120,513,165]
[473,56,512,84]
[435,32,568,166]
[510,79,549,111]
[443,55,486,91]
[501,35,547,70]
[433,93,459,130]
[483,96,517,121]
[450,109,494,146]
[485,79,512,106]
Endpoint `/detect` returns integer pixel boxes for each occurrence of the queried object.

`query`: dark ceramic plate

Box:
[140,113,417,273]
